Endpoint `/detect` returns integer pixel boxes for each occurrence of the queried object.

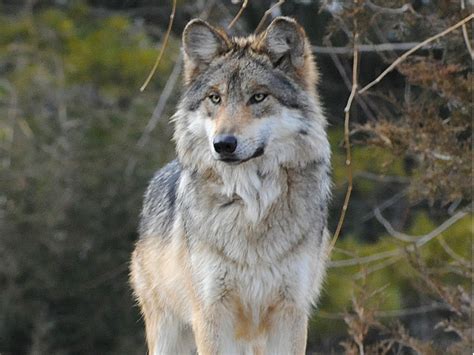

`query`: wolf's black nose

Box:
[213,135,237,154]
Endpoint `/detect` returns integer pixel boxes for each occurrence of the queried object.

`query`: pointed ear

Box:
[259,17,306,69]
[182,19,229,82]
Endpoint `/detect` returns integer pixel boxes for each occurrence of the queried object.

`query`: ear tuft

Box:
[260,17,306,69]
[182,19,229,66]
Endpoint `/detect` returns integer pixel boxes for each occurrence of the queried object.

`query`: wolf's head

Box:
[174,17,329,173]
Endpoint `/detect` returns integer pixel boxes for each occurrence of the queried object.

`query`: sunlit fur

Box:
[130,17,331,355]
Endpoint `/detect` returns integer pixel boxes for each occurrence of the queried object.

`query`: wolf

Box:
[130,16,332,355]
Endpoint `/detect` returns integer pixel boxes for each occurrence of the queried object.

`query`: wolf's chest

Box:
[181,166,317,263]
[188,194,308,265]
[180,168,327,330]
[189,237,317,314]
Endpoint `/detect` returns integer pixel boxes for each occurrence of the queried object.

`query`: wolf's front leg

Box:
[191,306,218,355]
[265,305,308,355]
[143,306,196,355]
[192,305,240,355]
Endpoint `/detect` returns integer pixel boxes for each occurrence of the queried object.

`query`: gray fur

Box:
[182,52,309,112]
[139,160,181,236]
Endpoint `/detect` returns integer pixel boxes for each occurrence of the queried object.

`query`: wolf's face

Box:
[174,17,328,171]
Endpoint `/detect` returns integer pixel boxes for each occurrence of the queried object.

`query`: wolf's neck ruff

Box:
[212,160,283,224]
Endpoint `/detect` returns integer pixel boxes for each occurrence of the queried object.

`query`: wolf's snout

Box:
[213,135,237,154]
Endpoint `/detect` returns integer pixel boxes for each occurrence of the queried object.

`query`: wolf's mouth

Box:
[218,146,265,164]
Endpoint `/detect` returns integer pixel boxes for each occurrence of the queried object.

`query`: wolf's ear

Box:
[259,17,306,69]
[182,19,229,82]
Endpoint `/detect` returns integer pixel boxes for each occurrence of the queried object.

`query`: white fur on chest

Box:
[214,161,283,224]
[190,242,317,314]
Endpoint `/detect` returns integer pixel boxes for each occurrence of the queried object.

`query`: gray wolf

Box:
[130,16,331,355]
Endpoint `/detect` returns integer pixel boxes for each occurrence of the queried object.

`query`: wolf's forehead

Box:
[209,55,270,90]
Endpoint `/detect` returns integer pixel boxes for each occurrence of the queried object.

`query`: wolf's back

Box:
[139,159,181,238]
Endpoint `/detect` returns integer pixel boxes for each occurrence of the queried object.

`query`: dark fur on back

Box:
[139,160,181,236]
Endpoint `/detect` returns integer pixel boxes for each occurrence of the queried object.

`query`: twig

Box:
[330,249,399,268]
[461,0,474,59]
[334,246,358,258]
[353,256,402,280]
[448,198,462,215]
[361,190,407,222]
[365,0,416,15]
[254,0,285,33]
[2,80,16,169]
[59,263,131,297]
[323,38,376,121]
[228,0,248,29]
[329,208,469,267]
[355,171,409,184]
[374,208,418,242]
[140,0,177,92]
[317,302,449,320]
[137,55,183,149]
[415,209,469,245]
[370,22,395,61]
[359,14,474,94]
[328,32,359,254]
[125,55,182,178]
[437,235,470,267]
[375,303,449,318]
[312,42,440,54]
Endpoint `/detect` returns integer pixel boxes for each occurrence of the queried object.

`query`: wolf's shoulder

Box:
[147,159,182,197]
[138,159,182,238]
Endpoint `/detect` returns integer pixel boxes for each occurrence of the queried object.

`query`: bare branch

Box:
[312,42,440,54]
[415,209,469,246]
[329,249,400,268]
[228,0,248,30]
[353,256,402,280]
[361,190,407,222]
[375,303,449,318]
[2,80,17,169]
[125,55,182,178]
[323,38,376,121]
[461,0,474,59]
[137,55,183,149]
[359,14,474,94]
[254,0,285,33]
[437,235,470,267]
[318,303,449,320]
[328,31,359,255]
[140,0,177,92]
[355,171,410,184]
[329,209,470,268]
[374,208,418,242]
[365,0,416,15]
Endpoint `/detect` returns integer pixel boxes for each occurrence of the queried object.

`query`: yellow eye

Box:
[208,93,221,105]
[250,93,267,104]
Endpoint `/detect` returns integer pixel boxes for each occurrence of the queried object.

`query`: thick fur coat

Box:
[130,17,332,355]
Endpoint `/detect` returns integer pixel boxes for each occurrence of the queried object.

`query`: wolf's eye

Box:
[208,93,221,105]
[249,93,267,104]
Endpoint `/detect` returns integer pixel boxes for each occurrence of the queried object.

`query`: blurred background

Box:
[0,0,472,354]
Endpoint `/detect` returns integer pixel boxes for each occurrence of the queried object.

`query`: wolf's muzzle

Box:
[217,146,265,164]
